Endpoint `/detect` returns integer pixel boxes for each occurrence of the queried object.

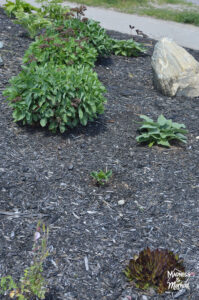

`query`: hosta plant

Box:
[14,11,52,38]
[0,222,49,299]
[23,32,97,67]
[3,63,106,133]
[111,38,146,57]
[136,114,188,147]
[125,247,185,294]
[3,0,39,18]
[90,169,112,186]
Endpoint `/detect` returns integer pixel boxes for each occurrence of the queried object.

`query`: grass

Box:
[142,8,199,26]
[65,0,199,26]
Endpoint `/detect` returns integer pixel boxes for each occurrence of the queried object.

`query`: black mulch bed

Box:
[0,6,199,300]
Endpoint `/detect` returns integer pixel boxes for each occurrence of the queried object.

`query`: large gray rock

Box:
[151,37,199,98]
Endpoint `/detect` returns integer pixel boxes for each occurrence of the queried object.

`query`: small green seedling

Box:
[136,114,188,147]
[90,169,112,186]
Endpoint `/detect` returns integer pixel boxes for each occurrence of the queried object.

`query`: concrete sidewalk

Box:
[1,0,199,50]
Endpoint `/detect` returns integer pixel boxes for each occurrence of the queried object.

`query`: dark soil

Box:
[0,6,199,300]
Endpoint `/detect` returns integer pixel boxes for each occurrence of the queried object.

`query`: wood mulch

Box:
[0,6,199,300]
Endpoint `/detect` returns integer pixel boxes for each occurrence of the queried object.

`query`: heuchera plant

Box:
[125,247,185,294]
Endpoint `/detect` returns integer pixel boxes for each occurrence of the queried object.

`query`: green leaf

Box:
[38,98,46,107]
[90,103,96,113]
[172,122,186,129]
[140,124,157,129]
[45,108,54,118]
[13,110,25,121]
[59,124,66,133]
[40,118,47,127]
[157,140,170,147]
[106,170,112,177]
[139,115,154,123]
[157,114,167,126]
[81,115,88,126]
[78,108,83,120]
[149,141,154,147]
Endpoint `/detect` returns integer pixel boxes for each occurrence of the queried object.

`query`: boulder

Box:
[151,37,199,98]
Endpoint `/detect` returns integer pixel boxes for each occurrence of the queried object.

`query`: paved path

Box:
[1,0,199,50]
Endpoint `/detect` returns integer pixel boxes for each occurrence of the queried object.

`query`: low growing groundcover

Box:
[0,6,199,300]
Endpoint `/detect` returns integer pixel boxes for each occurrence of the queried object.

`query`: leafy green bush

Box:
[47,17,112,57]
[125,247,185,294]
[14,11,52,38]
[48,6,147,58]
[36,0,70,22]
[3,0,40,18]
[136,114,188,147]
[111,38,146,56]
[90,169,112,186]
[3,2,147,134]
[4,1,146,57]
[4,0,69,38]
[23,32,97,67]
[3,63,106,133]
[51,5,147,57]
[80,19,112,57]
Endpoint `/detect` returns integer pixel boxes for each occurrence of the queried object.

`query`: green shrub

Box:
[125,247,185,294]
[3,2,147,135]
[47,17,113,57]
[5,0,69,38]
[36,0,70,22]
[3,0,40,18]
[3,63,106,133]
[23,32,97,67]
[136,114,188,147]
[14,11,52,38]
[111,38,146,56]
[80,18,112,56]
[50,6,146,58]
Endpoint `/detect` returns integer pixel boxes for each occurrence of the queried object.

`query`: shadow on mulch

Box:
[0,6,199,300]
[16,114,108,139]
